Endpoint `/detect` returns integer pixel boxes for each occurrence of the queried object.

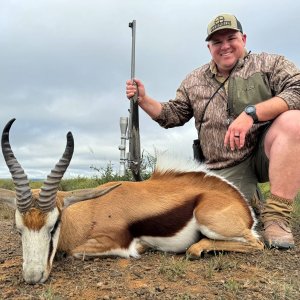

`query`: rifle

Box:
[118,20,142,181]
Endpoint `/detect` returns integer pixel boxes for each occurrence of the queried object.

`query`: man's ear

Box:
[207,43,212,52]
[242,34,247,45]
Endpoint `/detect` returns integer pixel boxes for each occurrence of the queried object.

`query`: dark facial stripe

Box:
[50,218,61,238]
[48,218,61,263]
[129,197,198,238]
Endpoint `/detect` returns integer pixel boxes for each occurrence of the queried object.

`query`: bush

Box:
[0,179,15,190]
[59,177,100,191]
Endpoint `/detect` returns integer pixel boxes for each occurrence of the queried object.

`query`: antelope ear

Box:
[0,188,16,209]
[62,183,122,209]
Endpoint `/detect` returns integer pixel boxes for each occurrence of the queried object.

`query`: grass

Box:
[0,178,43,190]
[203,253,238,279]
[0,179,15,190]
[159,254,188,281]
[223,278,240,293]
[40,286,62,300]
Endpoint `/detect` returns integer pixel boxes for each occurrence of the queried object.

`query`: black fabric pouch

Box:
[193,139,205,163]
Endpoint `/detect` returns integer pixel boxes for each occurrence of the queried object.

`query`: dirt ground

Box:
[0,204,299,300]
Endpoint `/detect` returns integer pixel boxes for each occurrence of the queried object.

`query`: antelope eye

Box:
[15,227,22,236]
[13,223,22,235]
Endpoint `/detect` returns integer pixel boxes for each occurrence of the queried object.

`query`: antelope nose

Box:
[23,265,44,284]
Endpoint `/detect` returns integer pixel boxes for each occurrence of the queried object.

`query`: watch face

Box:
[246,106,255,114]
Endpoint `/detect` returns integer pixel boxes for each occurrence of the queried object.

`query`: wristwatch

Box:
[244,105,258,123]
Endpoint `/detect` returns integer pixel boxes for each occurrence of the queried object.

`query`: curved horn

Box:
[1,118,32,213]
[38,132,74,212]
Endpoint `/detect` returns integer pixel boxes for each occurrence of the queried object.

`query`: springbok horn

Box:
[38,132,74,212]
[1,118,32,213]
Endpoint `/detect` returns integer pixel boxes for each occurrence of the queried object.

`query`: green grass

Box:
[0,179,43,190]
[0,179,15,190]
[223,278,241,293]
[158,254,188,281]
[203,253,238,279]
[0,154,154,192]
[40,286,62,300]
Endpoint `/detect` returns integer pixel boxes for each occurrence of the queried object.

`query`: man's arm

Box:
[255,96,289,121]
[126,79,162,119]
[224,97,289,151]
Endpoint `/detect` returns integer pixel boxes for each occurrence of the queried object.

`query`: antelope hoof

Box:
[186,244,203,260]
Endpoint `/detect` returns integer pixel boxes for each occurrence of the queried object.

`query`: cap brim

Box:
[205,28,240,42]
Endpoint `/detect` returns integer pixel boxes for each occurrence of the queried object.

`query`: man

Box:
[126,13,300,249]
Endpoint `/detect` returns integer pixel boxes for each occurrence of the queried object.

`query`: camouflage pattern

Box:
[154,52,300,170]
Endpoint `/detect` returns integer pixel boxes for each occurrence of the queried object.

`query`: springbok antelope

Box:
[0,119,264,284]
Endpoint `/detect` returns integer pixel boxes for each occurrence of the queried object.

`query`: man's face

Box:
[207,29,246,75]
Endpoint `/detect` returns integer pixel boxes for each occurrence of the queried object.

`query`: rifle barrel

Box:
[128,20,142,181]
[129,20,136,80]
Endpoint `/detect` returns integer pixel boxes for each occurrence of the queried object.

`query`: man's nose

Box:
[220,41,231,49]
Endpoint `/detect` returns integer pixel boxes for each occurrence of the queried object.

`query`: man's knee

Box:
[271,110,300,137]
[264,110,300,154]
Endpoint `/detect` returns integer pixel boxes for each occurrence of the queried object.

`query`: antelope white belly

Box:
[139,217,199,253]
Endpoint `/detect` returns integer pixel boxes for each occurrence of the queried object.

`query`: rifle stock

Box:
[128,98,142,181]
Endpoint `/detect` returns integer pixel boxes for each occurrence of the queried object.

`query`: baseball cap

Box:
[205,13,243,41]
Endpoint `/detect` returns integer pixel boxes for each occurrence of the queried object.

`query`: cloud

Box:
[1,0,300,179]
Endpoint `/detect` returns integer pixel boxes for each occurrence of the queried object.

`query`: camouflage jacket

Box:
[153,52,300,169]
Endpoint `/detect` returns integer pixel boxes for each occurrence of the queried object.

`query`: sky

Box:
[0,0,300,179]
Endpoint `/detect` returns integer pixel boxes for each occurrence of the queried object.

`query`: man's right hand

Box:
[125,79,162,118]
[126,79,146,103]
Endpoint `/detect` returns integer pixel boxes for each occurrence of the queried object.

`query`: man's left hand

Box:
[224,112,254,150]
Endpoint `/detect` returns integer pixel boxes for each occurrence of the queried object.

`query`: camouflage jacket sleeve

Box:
[153,81,194,129]
[267,53,300,110]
